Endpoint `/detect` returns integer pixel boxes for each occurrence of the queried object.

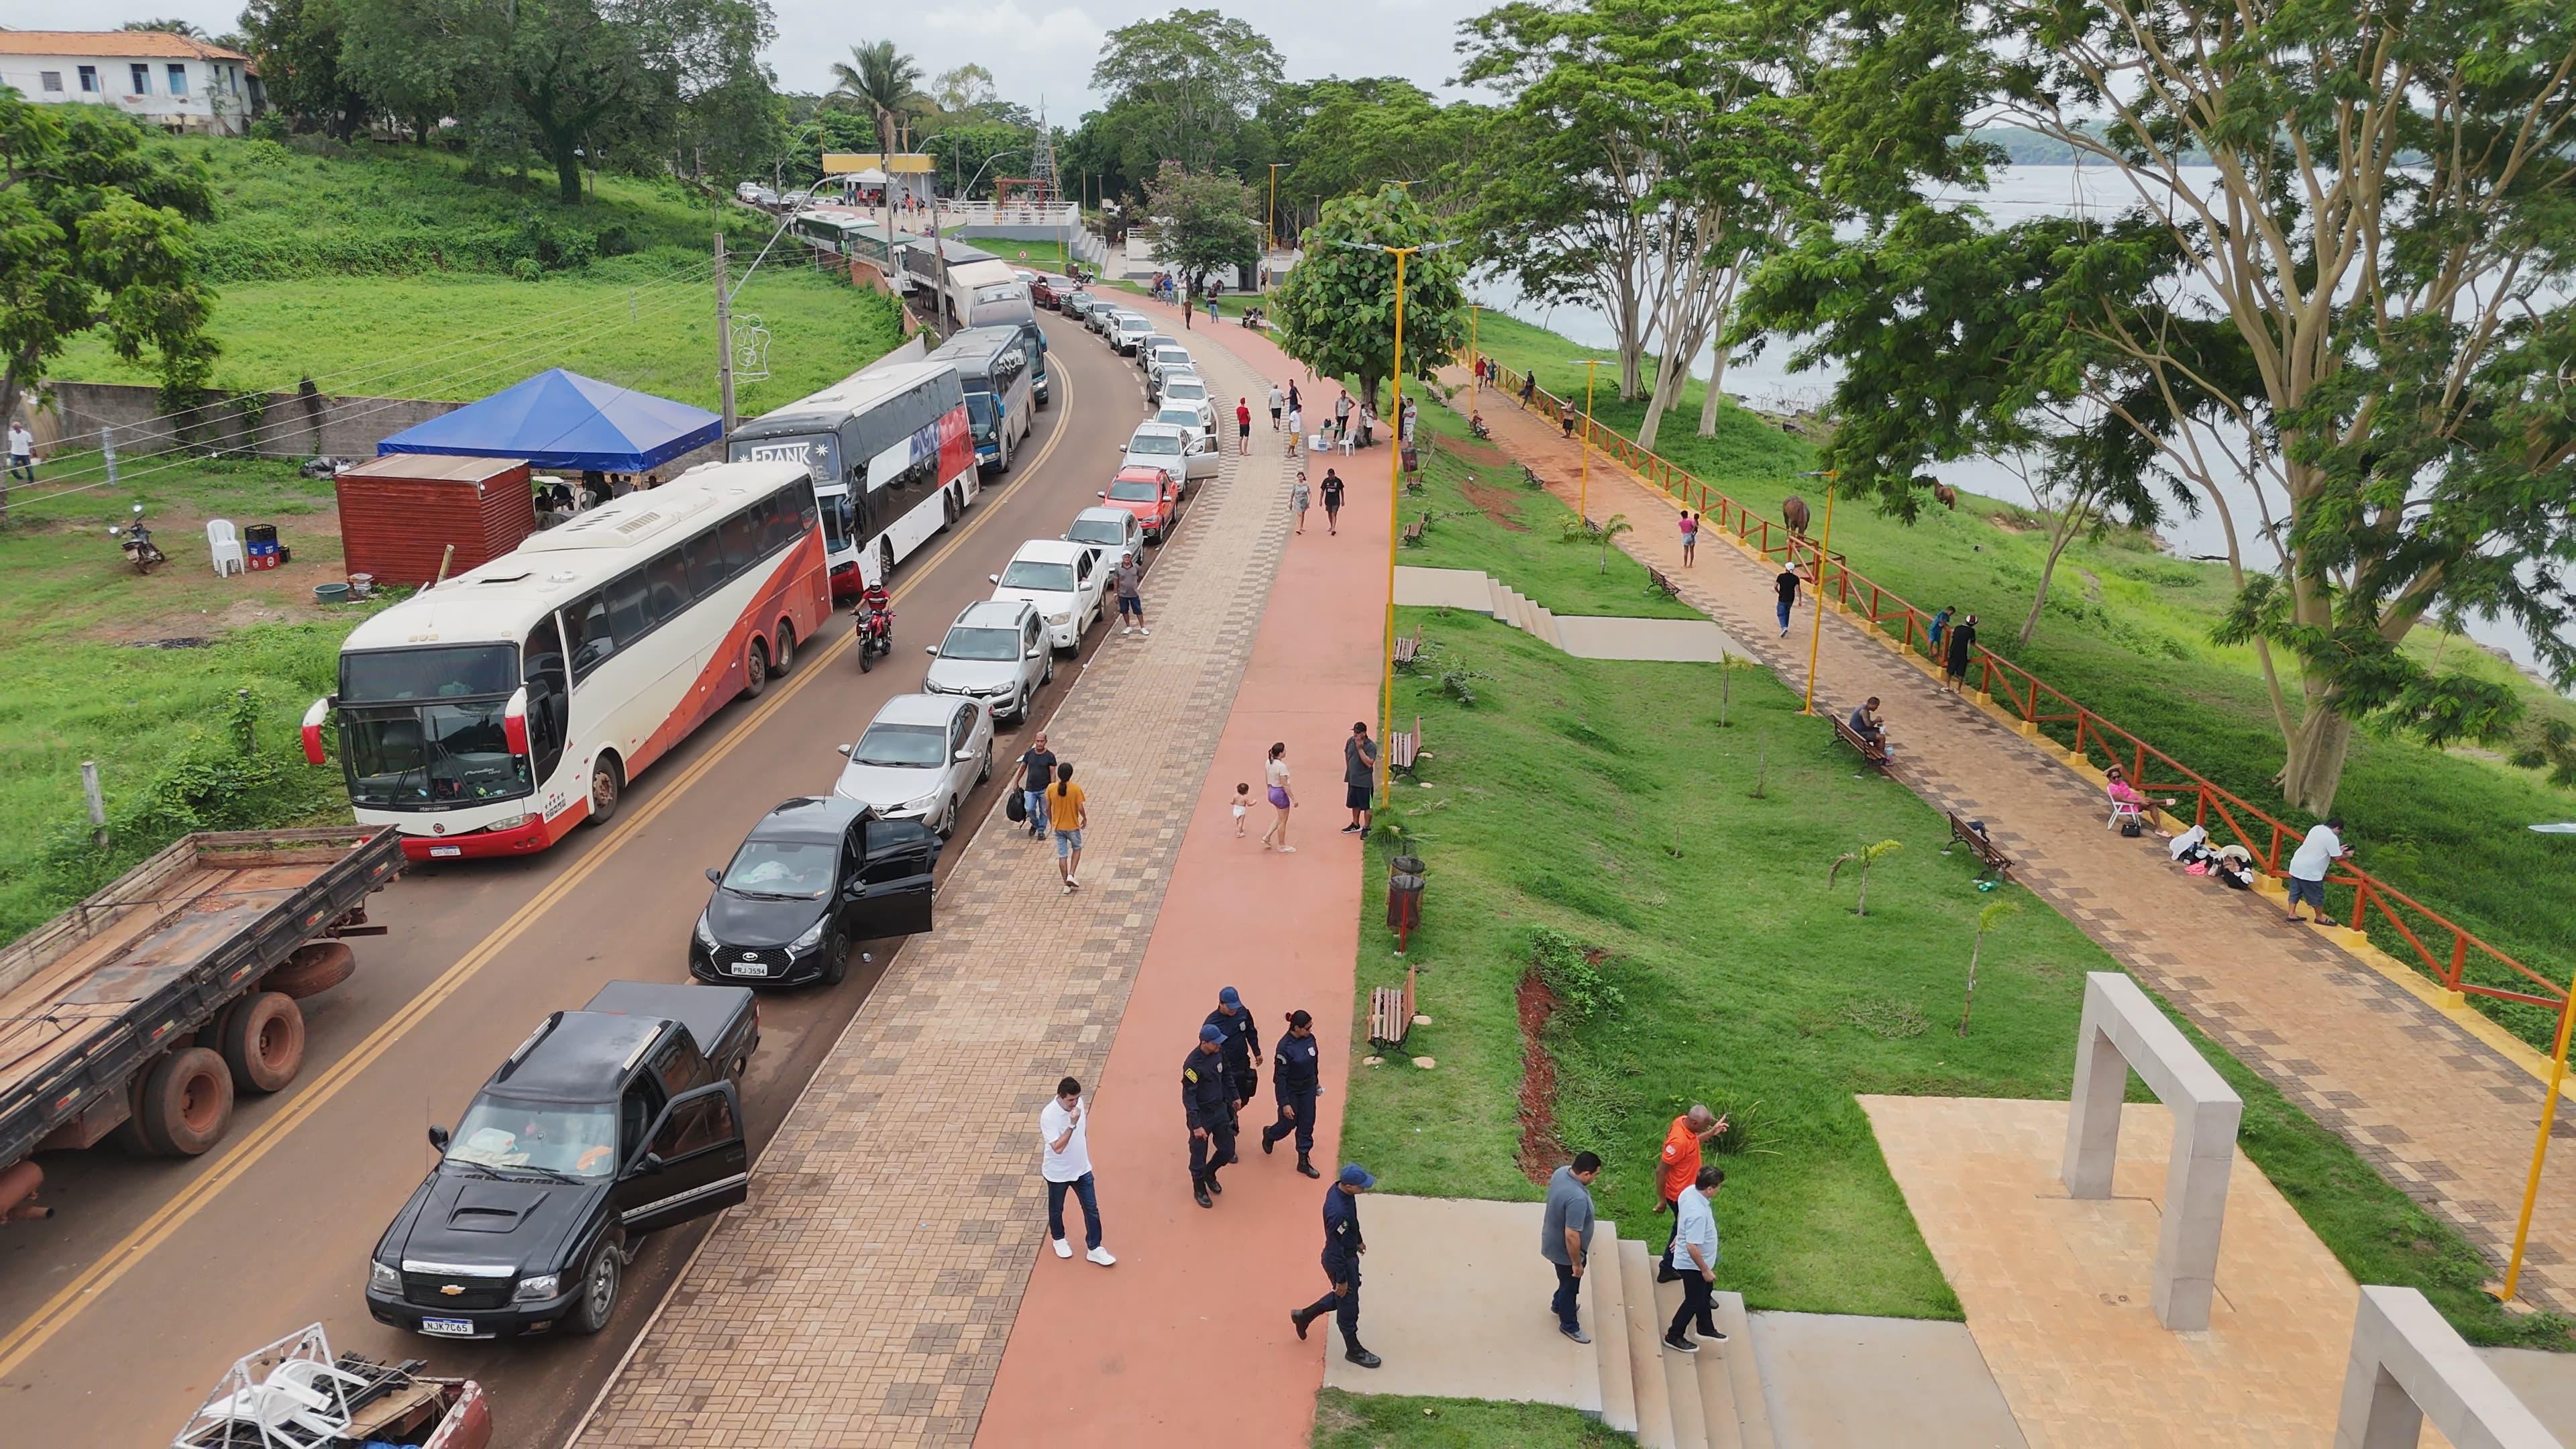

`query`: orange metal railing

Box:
[1477,359,2565,1017]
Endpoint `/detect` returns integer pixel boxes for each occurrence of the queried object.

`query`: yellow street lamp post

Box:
[1467,305,1481,390]
[1338,236,1462,804]
[2498,968,2576,1306]
[1798,469,1838,716]
[1562,359,1607,521]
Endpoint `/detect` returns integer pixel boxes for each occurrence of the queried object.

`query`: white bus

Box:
[724,360,979,601]
[302,460,833,861]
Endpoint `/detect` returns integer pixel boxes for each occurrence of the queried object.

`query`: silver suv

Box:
[923,598,1052,724]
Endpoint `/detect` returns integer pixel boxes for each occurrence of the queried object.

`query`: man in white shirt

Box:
[1040,1076,1115,1265]
[2284,815,2349,926]
[6,421,35,483]
[1662,1165,1726,1353]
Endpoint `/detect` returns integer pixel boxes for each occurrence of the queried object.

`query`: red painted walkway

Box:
[975,299,1393,1445]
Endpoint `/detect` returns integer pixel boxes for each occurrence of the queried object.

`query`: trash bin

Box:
[1401,444,1420,474]
[1387,873,1426,954]
[1391,855,1426,879]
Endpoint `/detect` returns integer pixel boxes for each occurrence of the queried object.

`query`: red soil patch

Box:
[1444,437,1510,468]
[1462,480,1531,532]
[1516,973,1571,1183]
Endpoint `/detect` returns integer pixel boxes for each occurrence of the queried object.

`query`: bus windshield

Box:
[341,645,518,702]
[964,392,998,445]
[343,701,533,808]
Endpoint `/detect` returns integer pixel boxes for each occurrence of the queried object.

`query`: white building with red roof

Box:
[0,30,258,135]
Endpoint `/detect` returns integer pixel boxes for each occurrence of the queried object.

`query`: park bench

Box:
[1521,464,1546,490]
[1648,566,1678,598]
[1368,964,1419,1051]
[1392,625,1426,670]
[1833,712,1892,771]
[1401,515,1427,546]
[1947,812,2014,882]
[1390,714,1426,776]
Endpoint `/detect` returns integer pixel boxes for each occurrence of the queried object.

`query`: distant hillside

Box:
[1971,124,2211,167]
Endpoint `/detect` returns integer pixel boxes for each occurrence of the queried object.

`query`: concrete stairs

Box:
[1589,1224,1775,1449]
[1484,574,1565,651]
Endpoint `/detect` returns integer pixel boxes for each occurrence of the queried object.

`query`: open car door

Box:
[618,1081,748,1235]
[848,818,938,940]
[1185,435,1220,483]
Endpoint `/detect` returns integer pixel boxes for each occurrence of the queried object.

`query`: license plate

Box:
[727,962,769,978]
[420,1317,476,1336]
[428,846,462,858]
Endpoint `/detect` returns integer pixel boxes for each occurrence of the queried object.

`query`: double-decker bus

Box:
[301,460,830,860]
[725,359,978,600]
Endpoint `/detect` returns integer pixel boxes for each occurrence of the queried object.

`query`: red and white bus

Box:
[725,359,979,602]
[303,460,830,860]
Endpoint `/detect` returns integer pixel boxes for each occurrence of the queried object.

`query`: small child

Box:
[1233,783,1252,836]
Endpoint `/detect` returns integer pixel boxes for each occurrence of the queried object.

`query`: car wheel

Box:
[934,795,957,839]
[570,1241,621,1335]
[1012,686,1030,723]
[820,931,849,987]
[978,747,993,785]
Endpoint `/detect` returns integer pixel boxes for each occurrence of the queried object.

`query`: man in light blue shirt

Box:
[1663,1165,1725,1352]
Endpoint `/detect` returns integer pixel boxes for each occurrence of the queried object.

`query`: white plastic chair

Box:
[207,519,246,578]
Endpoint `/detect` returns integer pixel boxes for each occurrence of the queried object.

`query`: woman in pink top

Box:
[1678,511,1699,567]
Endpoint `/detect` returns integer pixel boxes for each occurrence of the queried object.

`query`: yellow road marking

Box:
[0,362,1077,1380]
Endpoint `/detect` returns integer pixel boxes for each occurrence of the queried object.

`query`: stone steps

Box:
[1595,1224,1767,1449]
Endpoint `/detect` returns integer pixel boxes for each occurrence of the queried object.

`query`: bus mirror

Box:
[300,696,333,765]
[502,685,531,757]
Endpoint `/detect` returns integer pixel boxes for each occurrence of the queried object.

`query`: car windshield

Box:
[1000,559,1078,592]
[1119,320,1148,334]
[1128,433,1182,456]
[1069,519,1126,544]
[851,722,948,768]
[1157,409,1203,429]
[720,839,835,898]
[1156,352,1191,368]
[941,626,1022,661]
[1108,478,1163,502]
[1164,380,1206,400]
[446,1097,619,1179]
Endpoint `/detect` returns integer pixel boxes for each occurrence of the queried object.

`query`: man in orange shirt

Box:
[1654,1104,1727,1254]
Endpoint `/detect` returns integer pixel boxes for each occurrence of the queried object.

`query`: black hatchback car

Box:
[690,796,938,987]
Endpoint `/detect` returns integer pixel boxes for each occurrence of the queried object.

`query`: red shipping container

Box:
[335,454,536,587]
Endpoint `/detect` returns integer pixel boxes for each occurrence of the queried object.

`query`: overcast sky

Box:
[6,1,1482,117]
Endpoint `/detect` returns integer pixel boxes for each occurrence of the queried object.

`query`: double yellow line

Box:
[0,361,1077,1381]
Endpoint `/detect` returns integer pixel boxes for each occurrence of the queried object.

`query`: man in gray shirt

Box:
[1540,1151,1602,1343]
[1116,555,1148,637]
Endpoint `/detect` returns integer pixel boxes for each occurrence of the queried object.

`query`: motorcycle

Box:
[854,604,894,672]
[110,504,166,575]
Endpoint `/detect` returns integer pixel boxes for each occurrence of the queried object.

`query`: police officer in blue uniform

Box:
[1182,1023,1236,1208]
[1260,1008,1323,1178]
[1290,1165,1379,1368]
[1203,985,1263,1129]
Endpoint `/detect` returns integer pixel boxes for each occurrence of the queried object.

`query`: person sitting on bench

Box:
[1846,697,1890,755]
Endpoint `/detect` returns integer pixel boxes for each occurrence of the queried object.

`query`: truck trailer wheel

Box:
[136,1047,233,1157]
[262,941,354,1000]
[218,991,305,1093]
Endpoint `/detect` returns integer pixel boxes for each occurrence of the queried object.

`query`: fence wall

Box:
[42,382,462,463]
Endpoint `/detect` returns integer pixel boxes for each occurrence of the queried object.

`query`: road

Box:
[0,310,1156,1448]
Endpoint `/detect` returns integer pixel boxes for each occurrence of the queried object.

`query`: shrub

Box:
[1529,926,1624,1016]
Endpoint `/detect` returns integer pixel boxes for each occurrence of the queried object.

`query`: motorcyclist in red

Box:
[855,578,893,647]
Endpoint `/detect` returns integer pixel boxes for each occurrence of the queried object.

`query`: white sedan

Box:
[1120,423,1220,490]
[831,693,994,838]
[989,538,1108,651]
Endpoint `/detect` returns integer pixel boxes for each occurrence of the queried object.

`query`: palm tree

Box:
[1957,900,2021,1036]
[1827,839,1903,916]
[828,41,930,156]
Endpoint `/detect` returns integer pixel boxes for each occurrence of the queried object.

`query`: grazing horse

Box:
[1931,482,1958,511]
[1782,494,1811,537]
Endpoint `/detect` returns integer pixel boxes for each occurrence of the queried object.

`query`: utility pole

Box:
[714,230,737,436]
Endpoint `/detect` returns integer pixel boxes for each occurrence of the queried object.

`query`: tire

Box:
[858,637,875,674]
[933,795,957,839]
[585,755,624,828]
[819,932,849,988]
[261,940,354,1000]
[217,991,305,1093]
[136,1047,233,1157]
[741,638,770,700]
[568,1240,622,1335]
[1012,686,1030,724]
[1041,654,1055,685]
[771,623,796,678]
[996,436,1011,476]
[977,747,993,785]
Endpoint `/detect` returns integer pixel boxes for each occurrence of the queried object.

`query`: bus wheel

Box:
[771,623,796,677]
[943,489,960,528]
[586,755,624,827]
[741,639,771,700]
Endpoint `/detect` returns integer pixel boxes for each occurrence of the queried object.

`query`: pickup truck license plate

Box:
[429,845,462,858]
[727,961,768,978]
[421,1317,476,1336]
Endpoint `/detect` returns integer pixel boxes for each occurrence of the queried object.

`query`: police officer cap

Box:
[1200,1023,1226,1042]
[1339,1165,1376,1188]
[1218,985,1241,1006]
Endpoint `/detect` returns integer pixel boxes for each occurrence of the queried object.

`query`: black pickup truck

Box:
[364,981,757,1340]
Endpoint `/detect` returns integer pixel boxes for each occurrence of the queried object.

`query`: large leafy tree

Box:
[1271,184,1468,407]
[1262,78,1488,239]
[1142,162,1261,296]
[1089,9,1283,177]
[0,96,218,443]
[1743,0,2576,812]
[238,0,372,140]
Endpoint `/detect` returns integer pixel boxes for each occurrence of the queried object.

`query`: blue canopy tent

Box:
[377,368,720,473]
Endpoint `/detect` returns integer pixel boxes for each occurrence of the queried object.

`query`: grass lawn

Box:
[1311,1390,1633,1448]
[48,260,908,419]
[0,461,382,941]
[1342,602,2567,1347]
[1466,308,2576,1049]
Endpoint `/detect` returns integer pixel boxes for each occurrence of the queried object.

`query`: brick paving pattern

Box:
[575,345,1297,1446]
[1465,382,2576,1313]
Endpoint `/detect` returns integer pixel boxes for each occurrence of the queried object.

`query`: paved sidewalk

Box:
[974,301,1390,1446]
[1461,378,2576,1312]
[570,341,1292,1448]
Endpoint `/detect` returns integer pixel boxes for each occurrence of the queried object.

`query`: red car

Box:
[1026,274,1062,309]
[1099,466,1183,542]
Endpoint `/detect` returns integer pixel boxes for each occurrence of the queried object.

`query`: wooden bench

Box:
[1947,811,2014,882]
[1521,464,1546,490]
[1368,964,1419,1051]
[1390,714,1426,775]
[1833,712,1892,771]
[1392,625,1425,670]
[1401,515,1427,545]
[1648,566,1678,598]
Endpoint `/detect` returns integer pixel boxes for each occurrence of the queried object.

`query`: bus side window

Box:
[521,618,570,780]
[720,508,763,574]
[645,547,692,624]
[764,493,802,551]
[604,570,652,647]
[682,529,728,596]
[566,592,615,682]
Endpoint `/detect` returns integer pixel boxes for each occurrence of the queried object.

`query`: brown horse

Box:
[1932,482,1958,511]
[1782,494,1811,537]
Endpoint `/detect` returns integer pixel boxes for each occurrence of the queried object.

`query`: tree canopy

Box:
[1142,162,1261,294]
[1270,184,1468,407]
[1085,9,1283,181]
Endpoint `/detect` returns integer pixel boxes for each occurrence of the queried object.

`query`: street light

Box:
[1336,235,1464,806]
[1796,469,1839,716]
[1561,359,1607,521]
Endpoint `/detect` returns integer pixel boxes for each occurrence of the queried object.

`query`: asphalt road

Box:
[0,309,1164,1448]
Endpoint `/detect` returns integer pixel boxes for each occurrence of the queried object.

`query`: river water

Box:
[1466,164,2568,684]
